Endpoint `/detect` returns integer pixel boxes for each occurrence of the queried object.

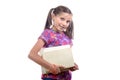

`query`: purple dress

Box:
[39,29,73,80]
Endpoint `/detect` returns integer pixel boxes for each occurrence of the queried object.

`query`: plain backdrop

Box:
[0,0,120,80]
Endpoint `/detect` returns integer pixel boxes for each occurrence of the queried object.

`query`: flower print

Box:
[63,41,67,45]
[51,33,56,39]
[55,40,59,45]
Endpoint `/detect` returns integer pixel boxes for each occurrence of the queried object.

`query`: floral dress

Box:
[39,29,73,80]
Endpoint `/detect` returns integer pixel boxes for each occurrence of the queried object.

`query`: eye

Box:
[66,20,70,23]
[60,17,65,21]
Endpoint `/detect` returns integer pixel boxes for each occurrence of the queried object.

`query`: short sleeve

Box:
[38,29,51,45]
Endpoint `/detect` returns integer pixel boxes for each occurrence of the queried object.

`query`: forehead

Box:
[56,12,72,20]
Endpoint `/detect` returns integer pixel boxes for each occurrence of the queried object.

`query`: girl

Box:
[28,5,79,80]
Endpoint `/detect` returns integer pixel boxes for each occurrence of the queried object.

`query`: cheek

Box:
[66,23,70,27]
[64,25,69,30]
[53,21,58,26]
[55,19,61,25]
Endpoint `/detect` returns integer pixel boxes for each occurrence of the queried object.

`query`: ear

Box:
[51,13,55,21]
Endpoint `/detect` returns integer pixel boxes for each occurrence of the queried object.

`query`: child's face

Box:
[52,12,72,32]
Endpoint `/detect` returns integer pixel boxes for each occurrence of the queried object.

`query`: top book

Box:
[38,45,75,74]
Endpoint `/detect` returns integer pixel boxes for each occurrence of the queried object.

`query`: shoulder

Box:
[38,29,54,39]
[41,29,54,34]
[44,29,53,32]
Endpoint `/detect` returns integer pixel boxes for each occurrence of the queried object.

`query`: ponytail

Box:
[44,8,54,29]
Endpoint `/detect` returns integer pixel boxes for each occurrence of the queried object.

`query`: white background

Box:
[0,0,120,80]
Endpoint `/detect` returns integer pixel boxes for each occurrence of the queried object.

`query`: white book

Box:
[38,45,75,74]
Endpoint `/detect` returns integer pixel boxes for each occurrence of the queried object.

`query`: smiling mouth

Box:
[59,25,65,29]
[60,27,65,31]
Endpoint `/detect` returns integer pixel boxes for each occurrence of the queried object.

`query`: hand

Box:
[49,64,61,74]
[59,66,68,72]
[70,63,79,71]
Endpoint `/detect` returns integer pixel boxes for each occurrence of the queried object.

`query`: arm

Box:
[28,39,60,74]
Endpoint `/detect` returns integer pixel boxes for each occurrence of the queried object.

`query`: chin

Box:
[59,30,64,32]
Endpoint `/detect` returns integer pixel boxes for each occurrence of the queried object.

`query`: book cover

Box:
[38,45,74,74]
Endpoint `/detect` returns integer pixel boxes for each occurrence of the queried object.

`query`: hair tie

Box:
[51,8,55,14]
